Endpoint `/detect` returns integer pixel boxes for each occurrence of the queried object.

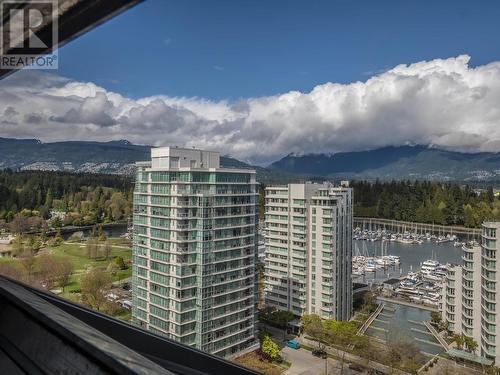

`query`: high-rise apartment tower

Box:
[132,147,258,357]
[264,182,353,320]
[441,222,500,364]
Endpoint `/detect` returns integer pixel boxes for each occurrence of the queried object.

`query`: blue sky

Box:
[5,0,500,162]
[56,0,500,100]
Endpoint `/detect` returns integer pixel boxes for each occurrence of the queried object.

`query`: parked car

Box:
[368,370,386,375]
[286,340,300,349]
[121,300,132,310]
[348,363,367,372]
[312,349,327,358]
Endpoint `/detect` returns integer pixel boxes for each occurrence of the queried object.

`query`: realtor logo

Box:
[0,0,58,69]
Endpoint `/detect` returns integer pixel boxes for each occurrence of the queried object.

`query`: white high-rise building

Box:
[132,147,258,357]
[441,222,500,364]
[264,182,353,320]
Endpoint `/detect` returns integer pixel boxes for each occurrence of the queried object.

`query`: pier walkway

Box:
[358,303,384,336]
[354,217,481,238]
[423,321,449,350]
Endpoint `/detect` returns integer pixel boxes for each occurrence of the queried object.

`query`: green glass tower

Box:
[132,147,258,357]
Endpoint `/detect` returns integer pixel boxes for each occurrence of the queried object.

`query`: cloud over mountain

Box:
[1,55,500,164]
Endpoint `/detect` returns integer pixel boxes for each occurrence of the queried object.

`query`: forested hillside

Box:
[1,170,499,231]
[352,180,499,227]
[0,170,132,229]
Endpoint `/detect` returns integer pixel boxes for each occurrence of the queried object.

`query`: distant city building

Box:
[264,182,353,320]
[132,147,258,357]
[441,222,500,364]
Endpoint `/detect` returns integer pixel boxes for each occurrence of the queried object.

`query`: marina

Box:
[354,217,482,239]
[352,226,471,304]
[352,229,463,284]
[365,301,445,356]
[352,227,470,314]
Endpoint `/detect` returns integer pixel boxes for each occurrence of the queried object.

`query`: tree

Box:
[463,335,478,354]
[452,334,465,350]
[0,262,26,282]
[80,267,112,311]
[359,291,377,314]
[53,256,74,292]
[272,310,294,339]
[52,217,62,228]
[354,335,376,366]
[386,346,402,374]
[35,253,73,291]
[98,226,107,242]
[11,235,25,256]
[9,214,31,234]
[301,314,326,349]
[261,335,280,362]
[323,320,358,347]
[114,256,126,270]
[107,192,130,221]
[430,311,442,327]
[30,236,43,253]
[256,262,265,309]
[385,327,423,372]
[53,230,63,245]
[104,241,112,260]
[86,238,98,259]
[36,253,58,290]
[19,249,36,282]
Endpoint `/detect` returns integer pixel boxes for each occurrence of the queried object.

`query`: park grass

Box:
[49,240,132,293]
[1,239,132,321]
[106,237,132,247]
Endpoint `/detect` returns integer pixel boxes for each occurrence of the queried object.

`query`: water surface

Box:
[353,240,462,283]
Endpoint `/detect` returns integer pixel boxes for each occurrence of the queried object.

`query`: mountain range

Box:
[1,138,500,182]
[269,145,500,181]
[0,137,291,183]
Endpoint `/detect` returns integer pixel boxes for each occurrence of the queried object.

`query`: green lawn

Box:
[50,240,132,293]
[0,239,132,321]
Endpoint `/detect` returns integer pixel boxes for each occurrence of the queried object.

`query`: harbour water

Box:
[366,301,444,356]
[353,240,462,283]
[61,223,129,240]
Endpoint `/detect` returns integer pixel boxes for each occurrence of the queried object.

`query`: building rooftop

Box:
[447,348,493,366]
[482,222,500,228]
[382,278,401,285]
[151,146,220,169]
[0,276,259,375]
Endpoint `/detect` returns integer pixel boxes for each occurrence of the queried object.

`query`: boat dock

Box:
[354,217,481,239]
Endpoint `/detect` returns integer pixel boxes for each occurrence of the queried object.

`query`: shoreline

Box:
[376,296,439,312]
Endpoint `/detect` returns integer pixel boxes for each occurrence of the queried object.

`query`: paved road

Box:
[282,347,360,375]
[282,347,329,375]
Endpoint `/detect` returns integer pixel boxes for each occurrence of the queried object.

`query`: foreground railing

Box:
[0,276,259,375]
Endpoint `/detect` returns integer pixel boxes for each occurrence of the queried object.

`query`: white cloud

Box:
[1,55,500,164]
